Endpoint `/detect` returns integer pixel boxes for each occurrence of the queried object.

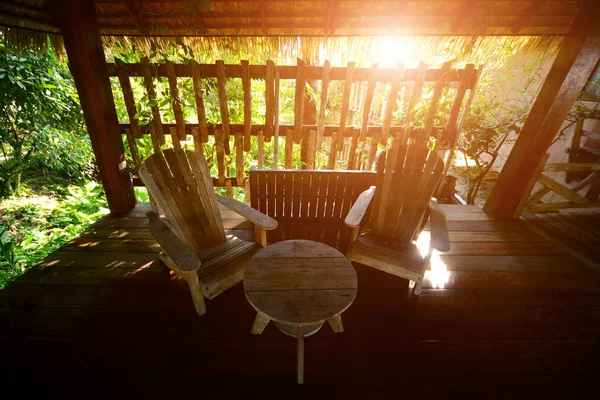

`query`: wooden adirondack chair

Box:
[344,140,451,296]
[139,148,278,316]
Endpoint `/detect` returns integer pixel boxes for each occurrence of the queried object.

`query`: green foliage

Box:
[0,180,108,289]
[0,38,94,196]
[0,225,21,272]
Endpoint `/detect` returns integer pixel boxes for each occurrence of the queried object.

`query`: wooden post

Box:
[484,9,600,219]
[54,0,135,214]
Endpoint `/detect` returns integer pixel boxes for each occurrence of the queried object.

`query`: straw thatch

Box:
[0,0,577,59]
[101,35,563,67]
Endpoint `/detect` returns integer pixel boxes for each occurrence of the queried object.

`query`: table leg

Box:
[328,313,344,332]
[250,311,270,334]
[297,325,304,384]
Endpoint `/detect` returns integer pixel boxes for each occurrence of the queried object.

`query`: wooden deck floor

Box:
[1,203,599,396]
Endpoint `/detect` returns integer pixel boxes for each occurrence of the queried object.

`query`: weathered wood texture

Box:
[110,60,478,188]
[54,0,136,213]
[1,203,599,394]
[484,8,600,219]
[521,161,600,213]
[249,169,376,252]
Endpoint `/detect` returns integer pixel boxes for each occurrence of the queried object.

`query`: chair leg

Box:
[159,252,207,316]
[184,270,207,316]
[328,313,344,332]
[413,279,423,296]
[251,311,271,334]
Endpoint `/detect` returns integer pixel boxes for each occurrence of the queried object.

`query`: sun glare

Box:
[415,231,451,290]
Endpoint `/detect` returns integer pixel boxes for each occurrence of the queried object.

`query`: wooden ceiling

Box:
[0,0,584,37]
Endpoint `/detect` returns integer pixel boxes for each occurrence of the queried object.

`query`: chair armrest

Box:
[428,198,450,252]
[344,186,376,228]
[216,195,278,230]
[146,212,201,272]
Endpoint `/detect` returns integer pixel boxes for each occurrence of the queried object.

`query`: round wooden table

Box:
[244,239,358,384]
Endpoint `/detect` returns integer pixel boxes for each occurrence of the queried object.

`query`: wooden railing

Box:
[108,59,480,190]
[520,157,600,213]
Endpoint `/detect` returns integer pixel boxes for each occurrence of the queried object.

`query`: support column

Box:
[484,7,600,219]
[54,0,136,214]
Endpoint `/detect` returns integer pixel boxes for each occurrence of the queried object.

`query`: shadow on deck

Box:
[1,203,599,396]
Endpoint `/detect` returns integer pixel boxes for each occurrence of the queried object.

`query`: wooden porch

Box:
[1,203,599,396]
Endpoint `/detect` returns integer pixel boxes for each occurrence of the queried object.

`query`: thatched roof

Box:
[0,1,584,59]
[0,1,585,37]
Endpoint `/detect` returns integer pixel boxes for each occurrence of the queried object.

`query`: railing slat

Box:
[216,60,231,155]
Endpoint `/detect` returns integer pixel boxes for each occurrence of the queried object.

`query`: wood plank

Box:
[36,251,160,269]
[585,170,600,201]
[257,130,264,169]
[445,241,566,256]
[416,288,600,311]
[337,62,355,152]
[522,213,600,271]
[347,128,359,170]
[541,213,600,248]
[538,173,592,205]
[543,163,600,172]
[425,62,451,140]
[285,128,293,169]
[107,63,467,83]
[166,60,186,143]
[306,130,317,169]
[292,170,303,219]
[401,61,428,143]
[244,259,357,291]
[265,60,276,142]
[115,59,142,139]
[186,150,226,240]
[300,169,311,218]
[420,270,600,290]
[3,282,194,310]
[241,60,252,151]
[215,60,231,155]
[214,128,226,184]
[445,63,474,136]
[123,128,142,170]
[316,60,331,152]
[266,170,275,218]
[191,60,209,143]
[140,57,165,150]
[293,58,306,144]
[439,255,589,273]
[273,68,280,168]
[381,63,404,144]
[328,132,338,169]
[364,64,380,169]
[443,231,546,243]
[80,227,153,240]
[235,132,244,184]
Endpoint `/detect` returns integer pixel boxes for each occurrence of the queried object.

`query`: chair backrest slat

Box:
[369,141,444,247]
[249,169,376,251]
[140,149,226,253]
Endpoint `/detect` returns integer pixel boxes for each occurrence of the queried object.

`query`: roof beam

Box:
[121,0,144,34]
[259,0,267,34]
[451,1,480,34]
[324,0,341,36]
[194,3,207,34]
[512,0,547,34]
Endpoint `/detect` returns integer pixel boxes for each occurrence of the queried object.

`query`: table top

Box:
[244,240,358,325]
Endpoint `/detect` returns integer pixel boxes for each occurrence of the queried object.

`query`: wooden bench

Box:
[249,169,376,252]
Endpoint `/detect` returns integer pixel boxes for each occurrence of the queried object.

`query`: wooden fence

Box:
[108,59,480,194]
[519,155,600,213]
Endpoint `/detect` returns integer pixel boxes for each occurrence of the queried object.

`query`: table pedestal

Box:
[274,321,323,337]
